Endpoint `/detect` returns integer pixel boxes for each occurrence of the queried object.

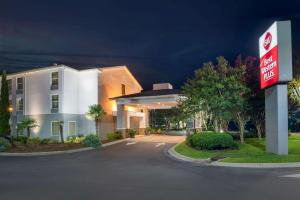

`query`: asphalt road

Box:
[1,135,300,200]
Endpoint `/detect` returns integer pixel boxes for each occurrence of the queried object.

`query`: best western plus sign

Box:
[259,21,292,155]
[259,25,279,89]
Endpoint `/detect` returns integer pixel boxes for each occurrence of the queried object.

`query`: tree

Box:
[0,71,11,137]
[17,118,39,142]
[58,121,64,143]
[86,104,106,138]
[181,57,241,133]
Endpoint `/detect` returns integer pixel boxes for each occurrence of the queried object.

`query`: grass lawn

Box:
[175,135,300,163]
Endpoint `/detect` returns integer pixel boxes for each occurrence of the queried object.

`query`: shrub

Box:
[145,127,154,135]
[82,134,101,148]
[155,128,163,134]
[66,136,85,144]
[186,134,194,147]
[40,138,51,144]
[0,137,11,152]
[228,131,257,140]
[190,132,234,150]
[106,132,123,141]
[128,129,136,138]
[15,136,28,144]
[28,137,41,145]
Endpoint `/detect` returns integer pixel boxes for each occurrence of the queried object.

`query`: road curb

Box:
[170,142,300,168]
[167,142,210,164]
[0,138,130,157]
[102,138,130,147]
[210,161,300,168]
[0,147,95,157]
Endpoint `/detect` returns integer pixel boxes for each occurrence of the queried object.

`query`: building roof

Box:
[5,64,143,90]
[110,89,182,100]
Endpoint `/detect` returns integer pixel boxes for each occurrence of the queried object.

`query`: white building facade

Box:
[5,64,142,140]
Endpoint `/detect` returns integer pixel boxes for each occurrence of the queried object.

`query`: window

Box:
[51,95,59,110]
[17,98,23,112]
[7,79,12,94]
[51,72,59,90]
[51,121,60,136]
[17,77,23,90]
[121,84,126,95]
[68,121,76,136]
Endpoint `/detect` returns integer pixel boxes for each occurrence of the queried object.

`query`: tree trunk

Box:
[59,124,64,143]
[214,118,219,132]
[95,119,99,138]
[240,124,245,144]
[27,127,30,138]
[237,115,245,144]
[256,122,262,140]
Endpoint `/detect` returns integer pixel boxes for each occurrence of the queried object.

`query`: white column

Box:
[117,104,126,129]
[265,84,288,155]
[143,108,149,128]
[139,113,146,128]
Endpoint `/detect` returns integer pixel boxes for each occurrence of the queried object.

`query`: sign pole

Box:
[265,84,288,154]
[259,21,292,155]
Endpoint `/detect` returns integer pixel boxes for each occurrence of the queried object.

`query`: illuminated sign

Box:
[259,21,292,89]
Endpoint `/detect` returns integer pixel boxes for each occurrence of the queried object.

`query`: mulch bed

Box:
[7,143,85,153]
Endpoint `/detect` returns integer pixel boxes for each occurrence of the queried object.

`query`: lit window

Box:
[68,121,76,136]
[51,95,59,110]
[17,77,23,90]
[51,72,59,90]
[121,84,126,95]
[51,121,60,136]
[17,98,23,112]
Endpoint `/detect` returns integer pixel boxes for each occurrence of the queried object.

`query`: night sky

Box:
[1,0,300,89]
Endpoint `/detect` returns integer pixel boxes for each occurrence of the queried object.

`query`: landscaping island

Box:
[0,131,130,154]
[175,134,300,163]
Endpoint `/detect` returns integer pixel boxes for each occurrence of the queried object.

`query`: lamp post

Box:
[8,106,13,144]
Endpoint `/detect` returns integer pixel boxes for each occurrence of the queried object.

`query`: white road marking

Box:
[126,142,137,146]
[280,174,300,178]
[155,142,166,148]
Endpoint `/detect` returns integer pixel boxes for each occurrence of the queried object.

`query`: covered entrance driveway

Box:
[111,83,182,135]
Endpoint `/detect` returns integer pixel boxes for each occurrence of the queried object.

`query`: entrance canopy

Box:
[111,88,181,109]
[110,83,182,131]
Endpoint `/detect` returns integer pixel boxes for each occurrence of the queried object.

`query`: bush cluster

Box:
[82,134,101,148]
[66,136,85,144]
[106,131,123,141]
[0,137,11,152]
[145,127,164,135]
[128,129,136,138]
[16,136,28,144]
[187,132,234,150]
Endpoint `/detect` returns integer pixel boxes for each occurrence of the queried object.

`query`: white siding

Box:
[62,68,79,114]
[23,68,63,115]
[78,69,99,114]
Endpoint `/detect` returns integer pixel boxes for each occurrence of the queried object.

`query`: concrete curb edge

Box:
[0,138,130,157]
[167,142,210,164]
[169,142,300,168]
[210,161,300,168]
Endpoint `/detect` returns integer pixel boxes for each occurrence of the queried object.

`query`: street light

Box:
[8,106,13,113]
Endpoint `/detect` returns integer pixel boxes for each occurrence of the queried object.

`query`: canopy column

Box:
[117,104,127,129]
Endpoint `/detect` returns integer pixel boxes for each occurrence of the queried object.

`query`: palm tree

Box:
[86,104,106,138]
[17,118,39,142]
